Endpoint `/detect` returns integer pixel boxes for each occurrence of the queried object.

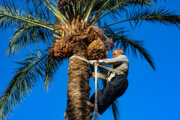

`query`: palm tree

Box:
[0,0,180,120]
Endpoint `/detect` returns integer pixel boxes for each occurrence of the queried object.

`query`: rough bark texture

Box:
[66,40,92,120]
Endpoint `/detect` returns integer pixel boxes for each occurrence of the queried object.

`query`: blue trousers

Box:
[90,74,128,114]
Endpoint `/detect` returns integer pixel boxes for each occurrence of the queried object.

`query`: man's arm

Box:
[89,55,128,65]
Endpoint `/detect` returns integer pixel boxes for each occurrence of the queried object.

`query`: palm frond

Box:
[84,0,98,22]
[121,38,155,70]
[25,0,54,21]
[44,53,62,91]
[103,8,180,28]
[39,0,67,24]
[24,0,67,24]
[95,0,154,13]
[0,50,62,120]
[0,1,54,31]
[6,25,54,56]
[98,0,129,21]
[97,0,155,20]
[29,0,54,24]
[127,8,180,28]
[25,0,34,3]
[105,26,155,70]
[111,100,120,120]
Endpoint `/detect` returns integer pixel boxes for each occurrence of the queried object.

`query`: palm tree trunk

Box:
[66,41,92,120]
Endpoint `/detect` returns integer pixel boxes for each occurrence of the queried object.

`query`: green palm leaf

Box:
[0,50,62,120]
[111,100,120,120]
[44,52,63,90]
[127,8,180,28]
[24,0,67,24]
[0,2,54,31]
[103,8,180,28]
[40,0,67,24]
[105,26,155,70]
[6,25,54,56]
[89,0,155,24]
[98,0,154,19]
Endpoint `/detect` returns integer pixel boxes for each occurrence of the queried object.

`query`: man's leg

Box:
[87,75,128,114]
[88,87,116,114]
[86,101,94,112]
[109,75,128,98]
[88,90,103,112]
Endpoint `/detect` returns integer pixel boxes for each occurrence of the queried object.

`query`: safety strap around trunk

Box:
[70,55,123,74]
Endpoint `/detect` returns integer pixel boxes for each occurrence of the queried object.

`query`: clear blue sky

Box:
[0,0,180,120]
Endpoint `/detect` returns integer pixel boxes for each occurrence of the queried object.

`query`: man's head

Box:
[113,49,124,58]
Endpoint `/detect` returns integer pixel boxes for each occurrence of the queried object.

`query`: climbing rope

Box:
[94,63,98,120]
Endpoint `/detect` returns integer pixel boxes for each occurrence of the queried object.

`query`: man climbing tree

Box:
[87,48,129,114]
[1,0,180,120]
